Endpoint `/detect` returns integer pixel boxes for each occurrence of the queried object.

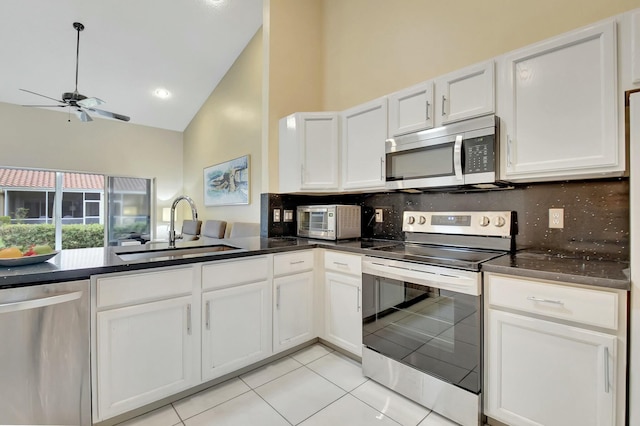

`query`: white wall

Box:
[0,101,184,223]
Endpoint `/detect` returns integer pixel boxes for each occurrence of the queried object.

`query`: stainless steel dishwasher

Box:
[0,280,90,425]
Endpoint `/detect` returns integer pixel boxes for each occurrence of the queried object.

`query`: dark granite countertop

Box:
[0,238,631,291]
[482,251,630,291]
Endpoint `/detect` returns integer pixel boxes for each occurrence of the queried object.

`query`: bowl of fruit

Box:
[0,244,58,267]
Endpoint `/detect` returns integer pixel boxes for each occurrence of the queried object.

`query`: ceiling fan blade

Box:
[89,108,130,122]
[77,97,104,108]
[22,104,68,108]
[19,88,65,104]
[75,109,93,122]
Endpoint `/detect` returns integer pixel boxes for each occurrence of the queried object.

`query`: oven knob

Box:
[479,216,490,227]
[407,216,416,224]
[419,216,427,225]
[494,216,506,227]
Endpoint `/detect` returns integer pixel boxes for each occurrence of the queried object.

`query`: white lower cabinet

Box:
[324,271,362,356]
[322,251,362,356]
[273,271,314,352]
[94,266,198,421]
[487,310,615,426]
[484,272,626,426]
[202,280,271,381]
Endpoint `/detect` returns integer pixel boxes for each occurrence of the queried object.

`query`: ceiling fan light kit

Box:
[20,22,130,123]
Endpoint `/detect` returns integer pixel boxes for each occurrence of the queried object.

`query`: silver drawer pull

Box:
[333,262,348,267]
[290,260,305,265]
[527,296,564,306]
[187,303,192,335]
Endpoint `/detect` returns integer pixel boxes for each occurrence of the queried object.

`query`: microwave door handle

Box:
[454,135,463,181]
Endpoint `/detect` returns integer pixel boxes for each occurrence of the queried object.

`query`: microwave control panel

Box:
[464,135,495,174]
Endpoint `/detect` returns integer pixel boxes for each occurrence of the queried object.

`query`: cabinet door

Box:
[500,20,620,181]
[388,81,434,137]
[278,112,339,193]
[96,296,197,419]
[341,97,387,190]
[325,271,362,356]
[301,113,340,190]
[273,271,314,352]
[435,60,494,126]
[486,309,616,426]
[202,281,271,381]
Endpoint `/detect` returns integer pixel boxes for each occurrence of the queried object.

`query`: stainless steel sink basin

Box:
[115,244,245,262]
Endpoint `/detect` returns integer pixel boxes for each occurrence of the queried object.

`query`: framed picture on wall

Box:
[203,155,250,206]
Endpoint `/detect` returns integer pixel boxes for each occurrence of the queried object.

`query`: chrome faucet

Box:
[168,195,198,248]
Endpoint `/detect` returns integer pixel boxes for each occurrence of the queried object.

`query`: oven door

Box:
[362,270,482,394]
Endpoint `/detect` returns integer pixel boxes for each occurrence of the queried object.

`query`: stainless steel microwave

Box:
[385,115,500,190]
[297,205,361,240]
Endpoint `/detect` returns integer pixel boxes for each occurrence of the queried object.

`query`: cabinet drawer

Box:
[273,251,314,276]
[324,251,361,276]
[486,273,619,330]
[97,266,194,309]
[202,256,269,290]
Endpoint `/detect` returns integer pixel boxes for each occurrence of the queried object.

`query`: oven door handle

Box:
[363,262,480,296]
[453,135,463,182]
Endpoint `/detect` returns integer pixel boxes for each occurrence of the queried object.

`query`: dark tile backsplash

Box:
[261,178,629,261]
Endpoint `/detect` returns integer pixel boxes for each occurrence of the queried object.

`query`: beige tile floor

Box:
[116,343,459,426]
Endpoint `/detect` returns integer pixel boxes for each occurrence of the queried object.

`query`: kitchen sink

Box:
[115,244,246,262]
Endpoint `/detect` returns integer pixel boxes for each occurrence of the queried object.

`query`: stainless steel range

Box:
[362,211,516,426]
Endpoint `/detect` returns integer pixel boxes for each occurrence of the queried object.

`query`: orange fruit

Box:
[0,247,23,258]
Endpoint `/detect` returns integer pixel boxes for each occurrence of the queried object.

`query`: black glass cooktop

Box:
[371,242,507,271]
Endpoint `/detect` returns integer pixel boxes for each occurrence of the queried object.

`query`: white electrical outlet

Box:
[549,208,564,229]
[273,209,281,222]
[375,208,383,223]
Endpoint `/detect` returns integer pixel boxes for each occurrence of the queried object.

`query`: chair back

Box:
[202,220,227,239]
[228,222,260,238]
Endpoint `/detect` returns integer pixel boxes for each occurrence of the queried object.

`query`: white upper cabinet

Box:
[388,81,434,137]
[387,61,494,137]
[498,19,621,181]
[341,97,388,191]
[279,112,340,193]
[435,60,495,126]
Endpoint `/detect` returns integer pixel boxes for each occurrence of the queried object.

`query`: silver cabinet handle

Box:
[425,101,431,120]
[333,261,348,267]
[441,95,446,116]
[290,260,305,265]
[205,300,211,331]
[187,303,192,335]
[507,135,513,168]
[380,157,385,180]
[453,135,463,181]
[0,291,82,314]
[276,285,281,309]
[527,296,564,306]
[604,346,610,393]
[357,287,361,312]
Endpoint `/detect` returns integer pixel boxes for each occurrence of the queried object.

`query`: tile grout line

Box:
[250,388,295,426]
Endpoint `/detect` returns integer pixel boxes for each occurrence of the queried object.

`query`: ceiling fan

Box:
[20,22,130,123]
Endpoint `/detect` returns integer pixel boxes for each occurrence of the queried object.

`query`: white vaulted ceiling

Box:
[0,0,263,131]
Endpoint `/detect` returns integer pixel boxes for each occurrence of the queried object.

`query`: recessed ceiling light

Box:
[154,88,171,99]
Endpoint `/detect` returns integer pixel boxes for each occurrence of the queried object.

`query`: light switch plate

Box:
[375,208,384,223]
[283,210,293,222]
[549,208,564,228]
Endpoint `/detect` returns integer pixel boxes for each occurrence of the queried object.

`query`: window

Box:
[0,167,153,249]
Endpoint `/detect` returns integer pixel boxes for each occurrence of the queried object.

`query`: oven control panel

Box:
[403,211,514,237]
